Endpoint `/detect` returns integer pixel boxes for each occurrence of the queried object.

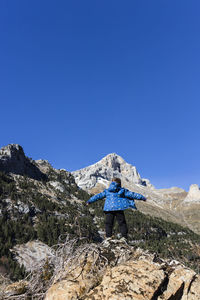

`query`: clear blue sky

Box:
[0,1,200,190]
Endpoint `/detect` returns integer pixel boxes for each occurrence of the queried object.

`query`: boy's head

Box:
[112,177,121,186]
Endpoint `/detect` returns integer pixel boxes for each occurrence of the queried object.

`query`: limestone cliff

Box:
[183,184,200,203]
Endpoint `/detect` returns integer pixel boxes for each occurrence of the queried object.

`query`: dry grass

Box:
[0,235,108,300]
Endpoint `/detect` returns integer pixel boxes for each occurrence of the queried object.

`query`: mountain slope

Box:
[0,144,97,280]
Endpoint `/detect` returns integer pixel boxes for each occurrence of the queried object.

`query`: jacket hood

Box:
[108,181,121,193]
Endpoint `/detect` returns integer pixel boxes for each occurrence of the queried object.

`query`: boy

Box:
[87,178,146,242]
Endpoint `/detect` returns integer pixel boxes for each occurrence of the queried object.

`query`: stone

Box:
[3,280,28,297]
[87,259,165,300]
[49,181,65,192]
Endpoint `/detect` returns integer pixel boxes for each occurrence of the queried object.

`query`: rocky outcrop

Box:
[177,184,200,234]
[2,280,28,298]
[183,184,200,203]
[44,240,200,300]
[11,241,55,272]
[0,144,46,180]
[1,238,200,299]
[35,159,52,174]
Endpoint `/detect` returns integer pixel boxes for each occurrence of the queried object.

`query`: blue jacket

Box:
[87,182,146,211]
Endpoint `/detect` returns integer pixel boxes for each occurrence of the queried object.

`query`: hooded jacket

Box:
[87,181,146,211]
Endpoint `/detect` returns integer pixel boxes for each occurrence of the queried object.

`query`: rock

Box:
[49,181,65,192]
[0,144,46,180]
[35,159,53,174]
[87,259,165,300]
[3,280,28,297]
[16,200,30,214]
[157,266,196,300]
[11,241,55,272]
[183,184,200,203]
[45,247,106,300]
[187,275,200,300]
[45,242,200,300]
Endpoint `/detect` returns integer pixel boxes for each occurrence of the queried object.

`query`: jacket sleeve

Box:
[87,190,106,204]
[124,189,146,201]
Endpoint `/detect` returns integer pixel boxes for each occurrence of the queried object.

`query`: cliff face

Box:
[0,144,46,180]
[183,184,200,203]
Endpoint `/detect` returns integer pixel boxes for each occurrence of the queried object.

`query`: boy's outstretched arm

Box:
[87,191,106,205]
[124,189,146,201]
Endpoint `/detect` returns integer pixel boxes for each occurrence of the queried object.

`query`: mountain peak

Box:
[0,144,25,158]
[99,153,126,170]
[0,144,46,180]
[72,153,142,191]
[101,152,125,160]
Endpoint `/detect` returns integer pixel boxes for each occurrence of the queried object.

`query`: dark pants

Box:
[104,211,128,238]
